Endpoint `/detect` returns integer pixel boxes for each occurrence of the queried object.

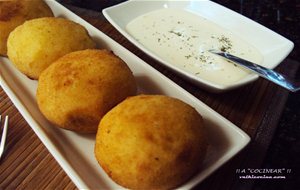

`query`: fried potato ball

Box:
[7,17,96,79]
[95,95,208,190]
[0,0,53,56]
[37,49,137,133]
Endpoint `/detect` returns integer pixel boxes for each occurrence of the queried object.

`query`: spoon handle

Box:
[209,50,300,92]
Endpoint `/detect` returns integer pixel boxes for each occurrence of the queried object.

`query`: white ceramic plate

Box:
[103,0,294,93]
[0,1,250,189]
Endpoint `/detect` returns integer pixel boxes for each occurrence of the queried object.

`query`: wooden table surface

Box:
[0,4,298,190]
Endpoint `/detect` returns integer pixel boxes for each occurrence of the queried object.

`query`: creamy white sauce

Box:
[126,8,263,86]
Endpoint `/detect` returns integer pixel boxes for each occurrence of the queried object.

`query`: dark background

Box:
[212,1,300,190]
[60,0,300,189]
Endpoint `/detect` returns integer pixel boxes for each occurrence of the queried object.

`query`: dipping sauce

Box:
[126,8,263,86]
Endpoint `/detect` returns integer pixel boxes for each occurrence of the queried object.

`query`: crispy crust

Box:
[95,95,208,189]
[37,49,137,133]
[0,0,54,55]
[7,17,96,79]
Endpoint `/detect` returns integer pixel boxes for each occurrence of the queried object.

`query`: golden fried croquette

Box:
[95,95,208,189]
[7,17,96,79]
[36,49,136,133]
[0,0,53,56]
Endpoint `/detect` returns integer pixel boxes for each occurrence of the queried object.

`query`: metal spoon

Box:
[209,50,300,92]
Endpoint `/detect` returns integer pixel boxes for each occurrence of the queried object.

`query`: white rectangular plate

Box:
[0,1,250,189]
[103,0,294,93]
